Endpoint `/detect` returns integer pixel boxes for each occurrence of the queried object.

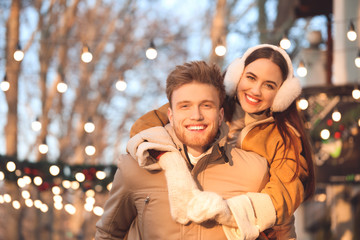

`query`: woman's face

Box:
[237,58,283,114]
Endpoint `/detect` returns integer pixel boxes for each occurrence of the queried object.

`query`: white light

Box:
[332,110,341,122]
[116,80,127,91]
[347,31,357,41]
[107,182,112,191]
[12,200,21,209]
[40,203,48,212]
[0,195,4,204]
[85,189,95,198]
[85,145,96,156]
[75,172,86,182]
[93,206,104,216]
[62,180,71,189]
[13,49,24,61]
[146,47,157,60]
[57,82,68,93]
[297,62,307,77]
[25,199,33,207]
[71,181,80,190]
[53,195,62,202]
[0,171,4,180]
[4,194,11,203]
[49,165,60,176]
[1,80,10,91]
[39,143,48,154]
[23,175,31,185]
[84,203,94,212]
[65,204,76,215]
[84,122,95,133]
[352,88,360,99]
[54,202,63,210]
[96,170,106,180]
[17,178,26,188]
[81,46,93,63]
[215,45,226,56]
[86,196,95,205]
[7,161,16,172]
[298,98,309,110]
[33,176,43,186]
[52,186,61,195]
[31,119,42,131]
[22,190,31,199]
[320,129,331,140]
[280,37,291,50]
[34,200,42,208]
[355,56,360,68]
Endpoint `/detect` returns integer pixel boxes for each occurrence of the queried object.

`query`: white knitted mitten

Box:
[223,195,260,240]
[187,191,237,227]
[158,151,200,224]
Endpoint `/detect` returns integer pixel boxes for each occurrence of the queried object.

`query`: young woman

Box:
[127,44,315,239]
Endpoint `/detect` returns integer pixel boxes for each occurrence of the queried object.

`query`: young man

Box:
[95,61,271,239]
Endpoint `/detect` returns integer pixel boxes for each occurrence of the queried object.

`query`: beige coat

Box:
[96,124,270,240]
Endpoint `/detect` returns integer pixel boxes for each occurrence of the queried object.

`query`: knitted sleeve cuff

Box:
[246,192,276,231]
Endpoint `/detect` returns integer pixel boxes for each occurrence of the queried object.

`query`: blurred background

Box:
[0,0,359,239]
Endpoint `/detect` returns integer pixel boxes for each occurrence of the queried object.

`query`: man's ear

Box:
[167,107,174,126]
[219,107,224,126]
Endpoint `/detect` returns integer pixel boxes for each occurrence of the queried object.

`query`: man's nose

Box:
[190,107,204,120]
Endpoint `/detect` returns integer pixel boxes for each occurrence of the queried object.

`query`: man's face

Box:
[168,82,224,157]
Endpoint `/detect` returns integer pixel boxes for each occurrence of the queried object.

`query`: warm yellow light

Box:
[12,200,21,209]
[332,110,341,122]
[96,170,106,180]
[54,202,63,210]
[25,199,33,207]
[34,200,42,208]
[85,189,95,197]
[31,119,42,131]
[39,143,48,154]
[17,178,26,188]
[81,45,93,63]
[65,204,76,215]
[146,42,157,60]
[215,44,226,56]
[53,195,62,202]
[352,88,360,99]
[93,206,104,216]
[297,61,307,77]
[23,175,31,185]
[33,176,43,186]
[71,181,80,190]
[0,171,4,181]
[7,161,16,172]
[85,145,96,156]
[84,121,95,133]
[57,81,68,93]
[107,182,113,191]
[116,80,127,91]
[13,49,24,61]
[75,172,86,182]
[320,129,330,140]
[298,98,309,110]
[40,203,49,212]
[22,190,31,199]
[62,180,71,189]
[84,202,94,212]
[347,22,357,41]
[0,79,10,92]
[3,194,11,203]
[280,37,291,50]
[49,165,60,176]
[52,186,61,195]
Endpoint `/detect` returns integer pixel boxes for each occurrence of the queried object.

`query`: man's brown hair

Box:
[166,61,225,107]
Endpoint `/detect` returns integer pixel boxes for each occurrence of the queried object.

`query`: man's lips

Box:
[186,125,207,131]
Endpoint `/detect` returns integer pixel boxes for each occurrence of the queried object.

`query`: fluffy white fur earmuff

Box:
[224,44,302,113]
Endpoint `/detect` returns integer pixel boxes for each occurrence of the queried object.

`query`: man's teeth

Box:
[187,126,205,130]
[246,95,259,103]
